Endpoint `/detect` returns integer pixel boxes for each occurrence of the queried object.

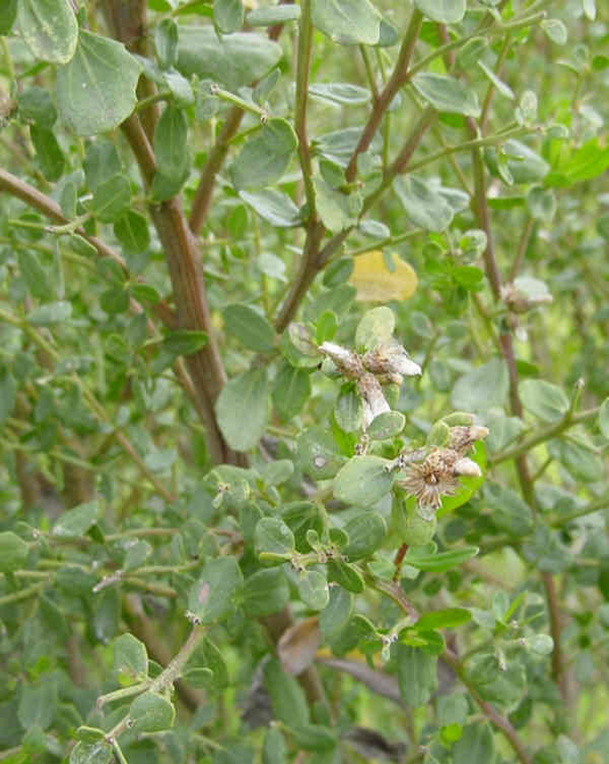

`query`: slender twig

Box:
[294,0,316,216]
[442,649,534,764]
[509,216,535,281]
[551,495,609,526]
[489,407,599,465]
[105,624,207,742]
[541,572,567,700]
[0,581,47,606]
[345,8,424,183]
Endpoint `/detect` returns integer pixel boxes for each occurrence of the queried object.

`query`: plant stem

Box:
[106,624,207,742]
[442,649,534,764]
[345,8,424,183]
[489,407,599,464]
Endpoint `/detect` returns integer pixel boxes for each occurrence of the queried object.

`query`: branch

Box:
[189,106,244,234]
[345,8,424,183]
[442,649,534,764]
[489,407,599,465]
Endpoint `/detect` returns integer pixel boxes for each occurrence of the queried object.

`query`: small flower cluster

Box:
[319,339,421,429]
[397,424,489,513]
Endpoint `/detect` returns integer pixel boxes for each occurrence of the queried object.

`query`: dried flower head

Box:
[319,341,364,379]
[363,339,421,384]
[448,425,489,455]
[398,447,461,511]
[357,372,390,429]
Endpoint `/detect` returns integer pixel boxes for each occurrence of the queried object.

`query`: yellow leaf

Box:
[350,250,418,302]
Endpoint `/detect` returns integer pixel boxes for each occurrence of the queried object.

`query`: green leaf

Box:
[520,379,569,423]
[281,502,323,551]
[70,742,113,764]
[404,546,479,572]
[30,127,64,182]
[123,540,153,571]
[395,175,454,232]
[453,723,494,764]
[549,438,603,483]
[264,657,309,727]
[17,0,78,64]
[485,483,533,537]
[0,531,30,573]
[599,398,609,439]
[298,570,330,610]
[397,644,438,707]
[309,82,371,106]
[487,139,549,184]
[297,426,347,480]
[223,303,276,352]
[333,456,395,507]
[199,637,229,690]
[255,517,295,562]
[84,139,122,191]
[320,585,353,641]
[113,634,148,685]
[154,105,189,181]
[177,26,282,91]
[291,724,337,751]
[17,87,57,129]
[248,5,301,26]
[230,118,297,190]
[18,682,57,730]
[92,175,131,223]
[0,0,17,35]
[51,500,98,537]
[100,287,129,315]
[545,137,609,187]
[18,250,49,301]
[187,556,243,623]
[477,60,514,100]
[334,389,363,433]
[451,358,508,413]
[355,306,395,352]
[541,18,567,45]
[327,558,365,593]
[56,30,142,136]
[214,0,244,34]
[415,0,465,23]
[311,0,381,46]
[368,411,406,440]
[75,727,106,743]
[272,363,311,420]
[130,691,175,733]
[242,568,290,616]
[155,18,179,70]
[216,368,269,451]
[522,634,554,656]
[263,726,288,764]
[29,302,67,326]
[342,512,387,560]
[114,211,150,253]
[412,73,481,117]
[313,177,360,232]
[527,186,557,221]
[415,608,471,630]
[239,189,301,227]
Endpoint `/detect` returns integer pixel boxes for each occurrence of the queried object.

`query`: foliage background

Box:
[0,1,608,763]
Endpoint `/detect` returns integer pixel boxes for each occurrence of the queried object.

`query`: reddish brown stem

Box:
[189,106,244,235]
[345,8,424,183]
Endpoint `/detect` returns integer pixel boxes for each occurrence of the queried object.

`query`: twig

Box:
[345,8,424,183]
[442,649,534,764]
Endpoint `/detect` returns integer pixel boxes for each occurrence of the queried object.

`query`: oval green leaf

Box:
[56,31,142,136]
